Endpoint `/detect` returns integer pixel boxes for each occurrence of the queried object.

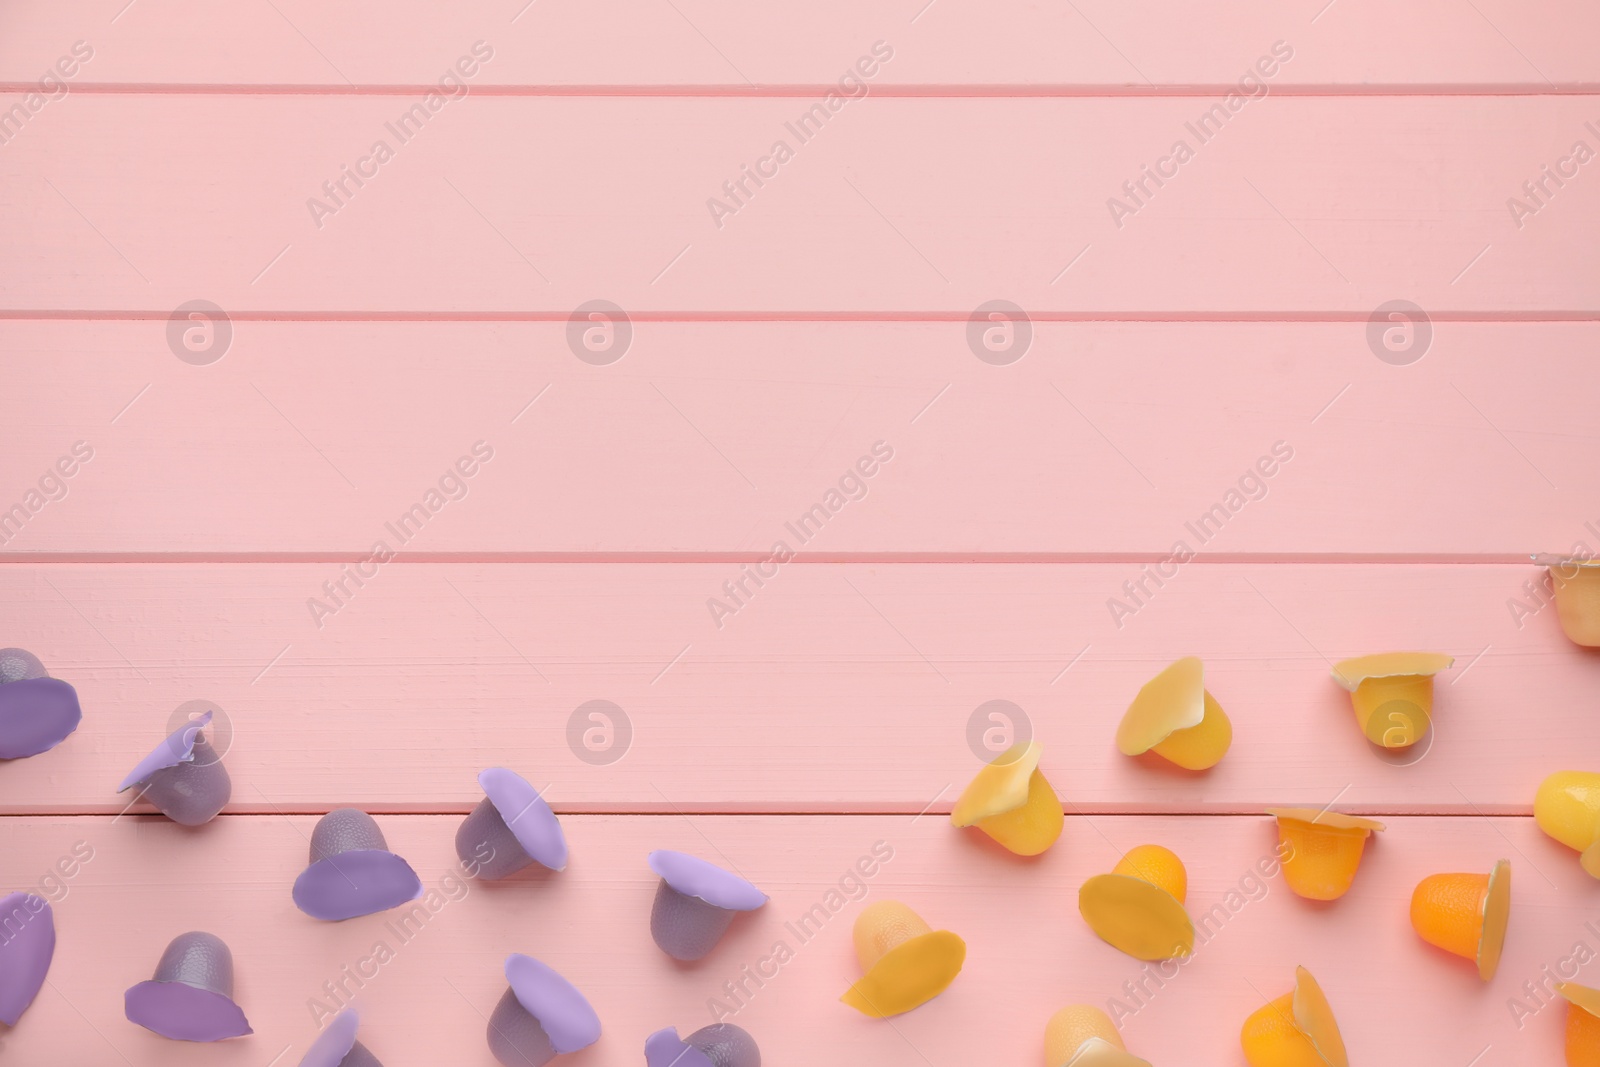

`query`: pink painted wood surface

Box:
[2,813,1590,1065]
[1,563,1592,815]
[3,97,1598,313]
[0,321,1593,557]
[4,1,1599,1063]
[0,0,1595,89]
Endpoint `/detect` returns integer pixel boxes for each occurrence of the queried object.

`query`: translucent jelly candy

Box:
[1044,1003,1150,1066]
[1266,809,1384,901]
[1557,981,1600,1067]
[1409,859,1510,980]
[644,1023,760,1067]
[840,900,965,1018]
[124,931,252,1042]
[0,647,81,759]
[117,710,232,826]
[299,1007,384,1067]
[487,954,601,1067]
[1535,555,1600,647]
[1240,966,1347,1067]
[648,851,768,961]
[457,768,568,880]
[1535,771,1600,878]
[1329,652,1452,749]
[293,809,423,921]
[951,741,1063,856]
[0,892,54,1026]
[1079,844,1194,961]
[1116,657,1232,770]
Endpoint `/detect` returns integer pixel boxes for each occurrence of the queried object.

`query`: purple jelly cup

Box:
[486,954,601,1067]
[456,768,568,880]
[0,649,80,759]
[648,851,768,961]
[117,710,232,826]
[0,892,56,1026]
[299,1006,385,1067]
[292,809,422,922]
[124,931,252,1041]
[645,1024,761,1067]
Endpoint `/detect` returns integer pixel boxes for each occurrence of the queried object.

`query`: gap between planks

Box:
[4,310,1598,323]
[8,808,1541,818]
[4,83,1600,97]
[0,553,1561,564]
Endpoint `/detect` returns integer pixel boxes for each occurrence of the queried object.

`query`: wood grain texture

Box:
[3,96,1598,313]
[1,563,1592,815]
[0,0,1595,89]
[2,813,1589,1066]
[1,320,1594,558]
[4,2,1599,1063]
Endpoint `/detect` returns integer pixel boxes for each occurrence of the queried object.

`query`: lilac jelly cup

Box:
[124,931,252,1041]
[456,768,568,880]
[299,1006,384,1067]
[648,851,768,961]
[0,648,80,759]
[486,954,601,1067]
[292,809,422,921]
[117,710,232,826]
[645,1024,761,1067]
[0,892,56,1026]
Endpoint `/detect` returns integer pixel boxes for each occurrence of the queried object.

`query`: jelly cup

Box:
[1557,981,1600,1067]
[1240,966,1348,1067]
[1266,808,1385,901]
[1535,555,1600,647]
[840,900,965,1018]
[1045,1003,1151,1066]
[1116,657,1232,770]
[1330,652,1453,749]
[951,740,1064,856]
[1079,845,1194,961]
[1409,859,1511,980]
[1535,771,1600,878]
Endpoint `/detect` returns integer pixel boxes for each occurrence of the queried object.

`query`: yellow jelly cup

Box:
[1116,657,1233,770]
[1266,808,1385,901]
[1557,981,1600,1067]
[1045,1004,1151,1067]
[1240,966,1348,1067]
[840,900,966,1018]
[1079,844,1195,961]
[1330,652,1453,749]
[951,741,1064,856]
[1409,859,1510,980]
[1536,770,1600,878]
[1535,555,1600,648]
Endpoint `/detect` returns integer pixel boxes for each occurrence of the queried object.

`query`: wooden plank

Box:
[0,562,1590,815]
[0,0,1595,89]
[1,812,1586,1065]
[3,96,1597,313]
[0,320,1593,557]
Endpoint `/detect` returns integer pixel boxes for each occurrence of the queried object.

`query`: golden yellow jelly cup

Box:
[1330,652,1453,749]
[1535,771,1600,878]
[840,900,966,1018]
[1558,982,1600,1067]
[1408,860,1510,980]
[951,741,1064,857]
[1079,844,1194,961]
[1538,555,1600,648]
[1267,809,1385,901]
[1116,657,1233,771]
[1239,966,1348,1067]
[1045,1004,1150,1067]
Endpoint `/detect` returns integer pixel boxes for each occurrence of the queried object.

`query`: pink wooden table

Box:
[2,2,1598,1064]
